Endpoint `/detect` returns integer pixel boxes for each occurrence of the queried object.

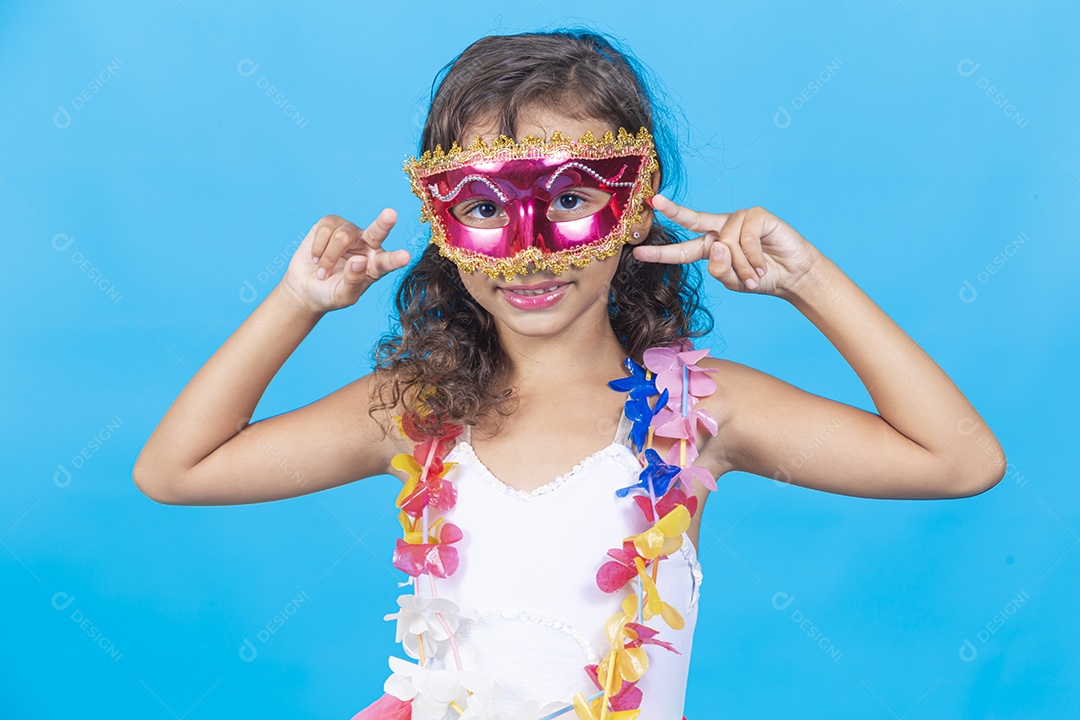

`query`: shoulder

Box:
[692,355,739,427]
[693,353,759,418]
[691,353,775,475]
[327,371,414,465]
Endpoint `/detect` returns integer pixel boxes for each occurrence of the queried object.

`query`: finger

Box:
[631,235,711,265]
[716,210,759,290]
[317,219,363,279]
[367,248,411,279]
[739,208,770,278]
[347,247,410,280]
[706,240,739,288]
[651,193,730,234]
[345,253,369,280]
[311,215,347,263]
[360,207,398,250]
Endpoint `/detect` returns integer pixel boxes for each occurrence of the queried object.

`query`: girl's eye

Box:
[547,188,611,221]
[557,193,584,210]
[451,200,509,227]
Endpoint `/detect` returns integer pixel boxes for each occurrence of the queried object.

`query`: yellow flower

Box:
[626,504,690,560]
[621,557,685,630]
[571,691,641,720]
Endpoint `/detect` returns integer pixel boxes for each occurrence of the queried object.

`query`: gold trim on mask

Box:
[403,126,659,282]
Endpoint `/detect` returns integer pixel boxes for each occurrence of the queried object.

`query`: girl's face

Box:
[454,107,658,343]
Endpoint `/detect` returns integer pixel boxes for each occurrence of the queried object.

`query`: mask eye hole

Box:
[546,187,612,222]
[450,199,510,228]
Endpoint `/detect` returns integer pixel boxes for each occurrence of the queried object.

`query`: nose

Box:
[511,199,539,253]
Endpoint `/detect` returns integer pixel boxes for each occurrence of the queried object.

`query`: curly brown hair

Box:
[370,28,714,437]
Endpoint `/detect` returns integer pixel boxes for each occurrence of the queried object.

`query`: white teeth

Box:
[509,285,561,296]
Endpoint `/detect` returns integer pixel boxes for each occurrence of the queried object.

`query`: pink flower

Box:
[596,540,645,594]
[675,464,718,493]
[642,341,719,402]
[648,398,719,494]
[625,622,680,654]
[633,487,699,523]
[392,522,463,578]
[651,403,718,442]
[584,664,643,711]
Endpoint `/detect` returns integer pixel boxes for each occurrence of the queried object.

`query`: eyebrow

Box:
[428,174,509,203]
[428,160,637,203]
[543,161,634,190]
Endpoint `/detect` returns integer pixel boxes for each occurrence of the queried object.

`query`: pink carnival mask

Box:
[403,127,658,281]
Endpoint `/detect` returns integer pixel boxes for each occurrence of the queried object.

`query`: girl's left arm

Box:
[634,196,1006,499]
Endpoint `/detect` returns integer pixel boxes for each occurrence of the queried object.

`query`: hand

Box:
[632,194,821,299]
[279,210,411,314]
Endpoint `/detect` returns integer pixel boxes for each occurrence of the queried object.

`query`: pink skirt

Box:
[350,693,412,720]
[349,693,690,720]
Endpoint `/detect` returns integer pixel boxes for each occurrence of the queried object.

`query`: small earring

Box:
[632,230,641,239]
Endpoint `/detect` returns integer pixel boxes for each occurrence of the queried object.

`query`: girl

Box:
[133,28,1006,720]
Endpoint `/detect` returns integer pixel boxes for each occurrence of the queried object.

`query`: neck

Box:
[496,314,629,398]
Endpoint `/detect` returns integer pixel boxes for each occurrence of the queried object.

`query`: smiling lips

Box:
[498,281,571,310]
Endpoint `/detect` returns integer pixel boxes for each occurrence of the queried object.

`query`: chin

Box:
[500,316,574,338]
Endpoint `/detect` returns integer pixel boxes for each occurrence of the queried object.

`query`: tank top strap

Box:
[613,402,633,449]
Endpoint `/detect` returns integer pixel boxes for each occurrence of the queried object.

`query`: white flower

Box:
[384,656,494,720]
[455,681,496,720]
[384,594,476,661]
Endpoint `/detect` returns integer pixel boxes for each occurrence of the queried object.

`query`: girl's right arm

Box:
[132,210,411,506]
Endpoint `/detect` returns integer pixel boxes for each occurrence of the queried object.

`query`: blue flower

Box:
[625,388,669,453]
[616,449,680,498]
[608,357,657,399]
[609,358,668,453]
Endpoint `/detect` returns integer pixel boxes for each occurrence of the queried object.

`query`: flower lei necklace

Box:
[380,339,719,720]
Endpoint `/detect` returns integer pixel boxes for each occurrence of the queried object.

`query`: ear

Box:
[628,169,662,245]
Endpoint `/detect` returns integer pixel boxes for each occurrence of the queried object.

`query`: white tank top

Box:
[422,408,703,719]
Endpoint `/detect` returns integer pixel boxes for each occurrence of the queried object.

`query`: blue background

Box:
[3,1,1077,718]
